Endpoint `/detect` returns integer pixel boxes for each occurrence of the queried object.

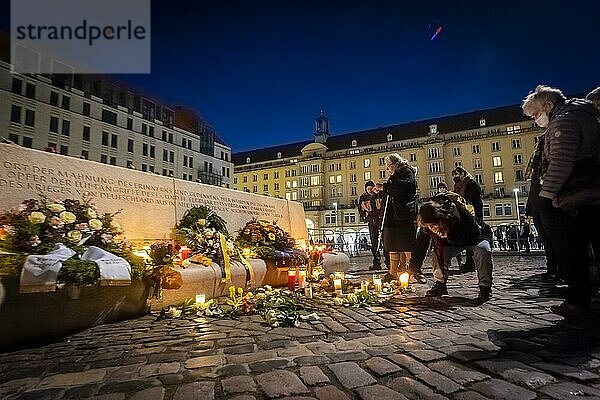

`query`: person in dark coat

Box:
[417,194,493,299]
[380,153,417,282]
[523,84,600,317]
[518,216,531,252]
[358,180,384,270]
[452,166,483,272]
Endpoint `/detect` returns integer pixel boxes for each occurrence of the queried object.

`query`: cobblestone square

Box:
[2,254,600,400]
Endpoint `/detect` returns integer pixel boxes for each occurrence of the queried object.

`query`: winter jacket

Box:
[454,177,484,220]
[541,98,600,205]
[428,194,483,247]
[358,191,383,226]
[383,164,417,224]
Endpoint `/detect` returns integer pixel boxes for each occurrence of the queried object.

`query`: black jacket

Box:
[383,164,417,224]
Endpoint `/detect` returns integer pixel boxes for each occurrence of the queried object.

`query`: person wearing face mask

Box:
[522,84,600,317]
[380,153,417,282]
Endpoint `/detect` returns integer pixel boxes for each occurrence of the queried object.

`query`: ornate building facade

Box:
[233,105,545,242]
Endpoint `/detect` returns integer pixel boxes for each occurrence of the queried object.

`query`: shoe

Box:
[425,281,448,297]
[478,286,492,300]
[382,273,396,283]
[551,301,591,318]
[369,264,382,271]
[412,274,427,284]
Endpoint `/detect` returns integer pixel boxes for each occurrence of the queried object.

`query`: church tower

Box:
[314,110,329,144]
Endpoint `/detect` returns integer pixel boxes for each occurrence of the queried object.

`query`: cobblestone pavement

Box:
[2,255,600,400]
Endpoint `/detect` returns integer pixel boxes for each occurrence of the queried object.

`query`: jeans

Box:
[432,240,493,287]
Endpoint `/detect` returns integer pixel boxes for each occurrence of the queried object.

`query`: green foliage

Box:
[175,206,229,238]
[0,254,27,278]
[148,242,175,266]
[57,259,100,286]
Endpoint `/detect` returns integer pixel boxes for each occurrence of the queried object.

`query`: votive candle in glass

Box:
[372,274,382,293]
[298,268,307,288]
[399,272,410,289]
[287,269,297,291]
[195,294,206,305]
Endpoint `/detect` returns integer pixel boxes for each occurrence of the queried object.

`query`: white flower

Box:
[167,306,182,318]
[59,211,76,224]
[88,219,103,230]
[333,297,345,306]
[67,230,82,242]
[28,211,46,224]
[204,229,214,239]
[48,203,65,213]
[29,235,41,247]
[110,221,121,231]
[86,208,97,219]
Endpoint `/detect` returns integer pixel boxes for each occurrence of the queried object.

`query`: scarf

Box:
[525,135,548,181]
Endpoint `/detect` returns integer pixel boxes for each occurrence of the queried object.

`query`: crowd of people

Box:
[357,84,600,316]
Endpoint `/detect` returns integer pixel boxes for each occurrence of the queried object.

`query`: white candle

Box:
[333,278,342,292]
[361,280,369,293]
[195,294,206,304]
[373,277,382,293]
[298,269,307,288]
[304,285,313,299]
[399,272,409,288]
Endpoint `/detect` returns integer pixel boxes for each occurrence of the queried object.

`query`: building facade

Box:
[0,58,233,187]
[233,106,545,242]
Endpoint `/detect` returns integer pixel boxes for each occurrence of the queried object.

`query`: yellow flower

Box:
[48,203,65,213]
[28,211,46,224]
[268,233,276,241]
[59,211,76,224]
[197,219,206,227]
[229,286,236,298]
[88,219,103,230]
[110,220,121,231]
[67,230,82,242]
[86,208,97,219]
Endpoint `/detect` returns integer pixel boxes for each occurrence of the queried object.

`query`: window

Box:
[143,143,148,156]
[25,83,35,99]
[101,109,117,125]
[309,176,319,186]
[168,132,173,143]
[310,164,320,173]
[507,125,521,134]
[351,186,357,196]
[10,105,21,123]
[253,174,258,182]
[503,203,512,216]
[512,139,521,149]
[263,173,269,180]
[49,116,58,132]
[379,170,386,179]
[110,157,116,166]
[429,161,441,173]
[515,170,524,181]
[83,102,91,116]
[364,158,371,168]
[81,150,89,159]
[61,120,70,136]
[329,176,335,184]
[429,124,438,135]
[350,173,356,182]
[428,148,440,159]
[11,78,22,94]
[351,139,357,147]
[483,204,490,217]
[274,183,279,190]
[430,176,442,188]
[61,95,70,110]
[473,158,482,169]
[325,213,337,225]
[50,91,59,106]
[102,131,109,146]
[350,161,356,169]
[142,124,147,135]
[494,171,504,183]
[142,164,148,172]
[492,156,502,167]
[253,185,257,193]
[243,176,248,183]
[263,184,269,192]
[169,151,174,163]
[474,174,483,185]
[182,138,186,147]
[127,118,133,130]
[453,147,461,156]
[162,130,167,141]
[495,204,504,216]
[60,145,68,155]
[344,213,356,224]
[513,154,522,164]
[151,146,156,159]
[410,153,417,162]
[274,171,279,179]
[163,149,168,161]
[364,171,371,180]
[335,175,342,183]
[496,187,505,198]
[480,118,486,127]
[455,161,462,167]
[149,127,154,137]
[472,144,481,154]
[492,141,500,151]
[22,137,32,148]
[127,138,133,152]
[379,157,385,166]
[277,152,282,159]
[83,126,91,141]
[101,154,108,164]
[9,133,18,144]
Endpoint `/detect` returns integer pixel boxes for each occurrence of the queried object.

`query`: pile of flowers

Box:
[235,219,308,267]
[174,206,236,266]
[146,241,182,297]
[0,197,123,255]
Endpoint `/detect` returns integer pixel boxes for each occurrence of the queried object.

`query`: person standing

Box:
[452,167,483,272]
[380,154,417,282]
[518,216,531,252]
[522,85,600,317]
[359,181,384,270]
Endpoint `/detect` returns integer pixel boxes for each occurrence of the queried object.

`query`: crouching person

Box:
[417,194,493,300]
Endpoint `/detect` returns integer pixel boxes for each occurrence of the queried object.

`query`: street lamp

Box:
[332,202,338,250]
[513,188,521,252]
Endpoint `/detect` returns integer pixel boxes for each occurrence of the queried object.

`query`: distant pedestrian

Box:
[452,166,483,273]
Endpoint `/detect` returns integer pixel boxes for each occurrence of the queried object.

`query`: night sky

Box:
[4,1,600,151]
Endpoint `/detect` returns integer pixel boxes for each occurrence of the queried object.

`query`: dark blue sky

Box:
[5,1,600,151]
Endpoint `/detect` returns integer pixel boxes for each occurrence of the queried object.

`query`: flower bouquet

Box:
[146,241,182,298]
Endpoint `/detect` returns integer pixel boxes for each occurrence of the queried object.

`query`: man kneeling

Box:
[417,194,493,300]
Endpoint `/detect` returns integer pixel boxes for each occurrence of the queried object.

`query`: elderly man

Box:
[522,85,600,317]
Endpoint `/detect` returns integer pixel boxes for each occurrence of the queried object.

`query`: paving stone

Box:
[538,382,600,400]
[139,362,181,377]
[229,396,256,400]
[17,388,64,400]
[218,337,255,347]
[129,387,165,400]
[416,370,462,394]
[0,377,41,399]
[38,368,107,388]
[248,359,289,373]
[97,378,162,395]
[222,375,256,395]
[364,356,402,376]
[313,385,351,400]
[147,352,188,363]
[531,361,600,382]
[429,360,489,385]
[386,376,446,400]
[470,378,536,400]
[387,354,430,375]
[173,381,215,400]
[184,355,225,369]
[327,351,368,362]
[410,350,446,362]
[157,373,184,385]
[364,345,397,357]
[299,366,330,385]
[327,362,376,389]
[62,384,98,399]
[256,370,310,398]
[217,364,250,377]
[293,355,331,366]
[355,384,409,400]
[453,391,491,400]
[223,343,256,354]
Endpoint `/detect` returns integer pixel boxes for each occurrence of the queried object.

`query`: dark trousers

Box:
[531,203,558,275]
[408,228,429,275]
[542,202,599,307]
[368,224,382,267]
